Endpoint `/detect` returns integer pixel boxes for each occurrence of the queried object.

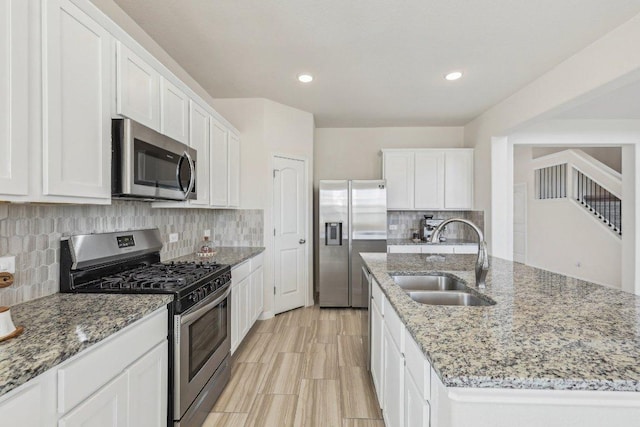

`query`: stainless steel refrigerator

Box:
[318,180,387,307]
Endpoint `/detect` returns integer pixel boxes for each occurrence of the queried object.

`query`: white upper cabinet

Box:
[444,149,474,209]
[383,151,415,209]
[210,118,229,207]
[0,0,29,197]
[160,77,189,144]
[383,149,473,210]
[415,151,444,209]
[189,100,210,205]
[116,42,160,130]
[42,0,112,201]
[228,132,241,208]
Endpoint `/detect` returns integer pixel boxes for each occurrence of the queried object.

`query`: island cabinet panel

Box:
[0,369,57,426]
[405,370,429,427]
[382,319,404,427]
[370,284,384,406]
[430,369,640,427]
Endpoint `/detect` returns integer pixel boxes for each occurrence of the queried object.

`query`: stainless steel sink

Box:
[392,274,468,292]
[407,291,495,306]
[391,274,496,306]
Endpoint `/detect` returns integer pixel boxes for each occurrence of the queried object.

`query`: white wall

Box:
[212,98,315,316]
[314,127,464,182]
[463,13,640,260]
[513,146,621,288]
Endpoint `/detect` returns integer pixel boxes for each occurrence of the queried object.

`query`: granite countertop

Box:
[0,293,172,398]
[387,238,477,246]
[169,246,265,267]
[361,252,640,392]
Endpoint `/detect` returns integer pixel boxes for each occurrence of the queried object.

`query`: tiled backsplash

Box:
[387,210,485,240]
[0,202,263,306]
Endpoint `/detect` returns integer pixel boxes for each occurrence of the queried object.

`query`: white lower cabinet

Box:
[382,321,404,427]
[0,307,168,427]
[58,371,129,427]
[231,253,264,354]
[405,371,429,427]
[370,294,384,406]
[128,341,168,427]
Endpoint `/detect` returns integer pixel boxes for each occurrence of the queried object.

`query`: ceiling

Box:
[110,0,640,127]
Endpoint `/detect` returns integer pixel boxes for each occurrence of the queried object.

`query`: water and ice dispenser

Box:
[325,222,343,246]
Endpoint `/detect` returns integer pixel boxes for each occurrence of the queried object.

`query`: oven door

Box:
[175,284,231,419]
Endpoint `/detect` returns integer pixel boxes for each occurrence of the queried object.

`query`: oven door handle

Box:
[181,284,231,325]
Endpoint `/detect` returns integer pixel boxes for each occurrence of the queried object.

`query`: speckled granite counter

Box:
[387,238,476,246]
[169,246,265,267]
[0,293,172,397]
[362,253,640,391]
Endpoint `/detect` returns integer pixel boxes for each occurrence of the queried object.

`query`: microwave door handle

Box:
[184,151,195,200]
[176,154,186,192]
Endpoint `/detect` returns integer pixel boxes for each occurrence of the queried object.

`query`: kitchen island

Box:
[362,252,640,427]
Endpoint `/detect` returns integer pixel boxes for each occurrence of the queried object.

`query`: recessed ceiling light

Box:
[445,71,463,81]
[297,74,314,83]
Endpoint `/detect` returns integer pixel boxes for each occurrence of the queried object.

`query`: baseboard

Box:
[258,311,274,320]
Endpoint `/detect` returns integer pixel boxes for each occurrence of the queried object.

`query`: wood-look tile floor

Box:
[202,305,385,427]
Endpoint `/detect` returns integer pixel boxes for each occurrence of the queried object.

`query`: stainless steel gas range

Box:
[59,228,231,427]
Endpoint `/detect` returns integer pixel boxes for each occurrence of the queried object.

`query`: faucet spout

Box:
[429,218,489,288]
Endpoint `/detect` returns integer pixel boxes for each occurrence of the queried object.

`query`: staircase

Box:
[532,149,622,236]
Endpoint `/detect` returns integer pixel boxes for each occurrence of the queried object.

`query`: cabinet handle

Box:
[299,239,306,244]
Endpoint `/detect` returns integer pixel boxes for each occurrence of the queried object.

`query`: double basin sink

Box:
[391,274,496,307]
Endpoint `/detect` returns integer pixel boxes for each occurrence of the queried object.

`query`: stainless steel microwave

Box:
[112,118,197,201]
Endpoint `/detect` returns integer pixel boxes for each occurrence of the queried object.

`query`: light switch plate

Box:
[169,233,179,243]
[389,224,398,231]
[0,256,16,273]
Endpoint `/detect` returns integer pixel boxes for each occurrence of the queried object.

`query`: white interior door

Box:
[513,183,527,263]
[273,156,307,314]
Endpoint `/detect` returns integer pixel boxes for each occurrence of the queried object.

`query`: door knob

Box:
[299,239,306,244]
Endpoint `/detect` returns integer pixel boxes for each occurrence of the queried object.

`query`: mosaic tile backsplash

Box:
[387,210,485,240]
[0,202,263,306]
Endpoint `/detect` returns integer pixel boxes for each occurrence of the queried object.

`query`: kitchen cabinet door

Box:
[251,266,264,323]
[0,0,29,197]
[116,42,160,130]
[405,368,429,427]
[0,370,56,427]
[383,151,415,209]
[444,150,474,209]
[189,100,210,205]
[228,132,241,208]
[388,245,422,254]
[414,151,444,209]
[42,0,112,201]
[210,118,229,207]
[231,284,240,354]
[370,295,384,407]
[128,341,168,427]
[160,78,189,144]
[58,372,129,427]
[239,276,251,339]
[383,321,404,427]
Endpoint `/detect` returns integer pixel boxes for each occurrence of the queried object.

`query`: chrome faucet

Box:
[429,218,489,288]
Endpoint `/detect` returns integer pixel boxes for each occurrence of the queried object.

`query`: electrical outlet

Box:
[0,256,16,273]
[389,224,398,231]
[169,233,179,243]
[203,229,211,238]
[576,261,582,268]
